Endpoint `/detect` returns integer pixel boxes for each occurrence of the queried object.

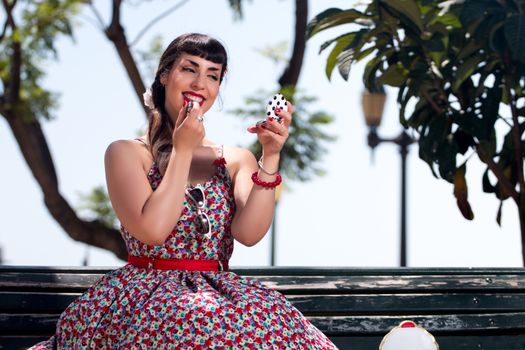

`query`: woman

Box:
[30,33,338,349]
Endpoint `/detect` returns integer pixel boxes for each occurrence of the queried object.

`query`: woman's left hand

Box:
[247,102,293,156]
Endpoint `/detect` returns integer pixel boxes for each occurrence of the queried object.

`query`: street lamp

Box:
[361,89,416,267]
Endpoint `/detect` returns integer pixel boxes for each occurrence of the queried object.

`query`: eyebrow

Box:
[185,59,220,72]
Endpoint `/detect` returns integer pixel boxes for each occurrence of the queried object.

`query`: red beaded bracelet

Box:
[251,171,282,188]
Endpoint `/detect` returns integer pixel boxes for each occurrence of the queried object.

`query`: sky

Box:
[1,0,523,268]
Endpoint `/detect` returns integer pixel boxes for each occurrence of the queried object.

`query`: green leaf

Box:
[354,45,376,62]
[363,47,395,91]
[437,12,462,29]
[382,0,424,33]
[452,55,481,92]
[454,163,475,220]
[479,130,497,158]
[418,116,448,178]
[504,13,525,60]
[406,97,429,128]
[334,29,368,81]
[479,79,502,138]
[456,38,481,61]
[451,111,484,139]
[307,8,365,38]
[319,33,353,54]
[424,35,445,52]
[488,20,506,54]
[324,34,355,80]
[336,49,354,81]
[482,168,497,194]
[496,200,503,226]
[454,129,475,155]
[460,0,495,27]
[436,136,458,182]
[377,63,408,87]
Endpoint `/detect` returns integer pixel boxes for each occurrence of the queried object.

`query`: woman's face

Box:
[161,53,222,122]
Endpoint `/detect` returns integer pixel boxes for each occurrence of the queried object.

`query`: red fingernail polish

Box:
[267,117,272,122]
[276,108,281,113]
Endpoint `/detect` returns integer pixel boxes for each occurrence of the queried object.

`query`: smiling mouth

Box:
[183,93,204,105]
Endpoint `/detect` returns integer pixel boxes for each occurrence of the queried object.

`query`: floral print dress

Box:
[29,147,338,350]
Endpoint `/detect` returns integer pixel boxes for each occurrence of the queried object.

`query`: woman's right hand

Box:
[172,101,205,153]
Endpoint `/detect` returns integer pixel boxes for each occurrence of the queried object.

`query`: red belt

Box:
[128,256,229,272]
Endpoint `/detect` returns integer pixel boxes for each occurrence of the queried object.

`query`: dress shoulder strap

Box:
[134,137,148,146]
[212,145,227,167]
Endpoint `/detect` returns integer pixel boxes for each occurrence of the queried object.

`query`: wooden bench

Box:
[1,266,525,349]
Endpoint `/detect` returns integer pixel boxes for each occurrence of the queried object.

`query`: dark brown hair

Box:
[147,33,228,175]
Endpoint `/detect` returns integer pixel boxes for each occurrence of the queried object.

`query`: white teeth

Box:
[184,94,203,103]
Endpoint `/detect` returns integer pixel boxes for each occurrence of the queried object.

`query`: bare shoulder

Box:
[105,139,152,173]
[223,145,257,183]
[224,145,256,168]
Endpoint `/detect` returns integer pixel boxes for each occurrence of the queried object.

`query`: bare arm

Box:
[230,150,279,246]
[105,102,206,246]
[230,104,292,246]
[105,141,192,245]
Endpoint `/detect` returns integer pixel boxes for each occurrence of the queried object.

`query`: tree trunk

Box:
[4,112,128,260]
[1,0,128,260]
[278,0,307,88]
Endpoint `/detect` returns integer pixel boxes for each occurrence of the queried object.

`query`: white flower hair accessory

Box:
[143,88,155,110]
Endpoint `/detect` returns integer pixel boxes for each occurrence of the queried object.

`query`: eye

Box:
[182,67,195,73]
[208,74,219,81]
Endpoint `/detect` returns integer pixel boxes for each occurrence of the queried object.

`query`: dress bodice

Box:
[120,155,236,261]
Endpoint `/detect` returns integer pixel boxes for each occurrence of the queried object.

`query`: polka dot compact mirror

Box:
[265,93,288,123]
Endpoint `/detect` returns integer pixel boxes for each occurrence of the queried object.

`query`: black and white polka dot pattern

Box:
[265,93,288,123]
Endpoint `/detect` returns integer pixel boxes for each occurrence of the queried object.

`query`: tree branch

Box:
[0,18,9,42]
[88,1,106,29]
[1,0,16,26]
[2,0,20,107]
[4,111,127,260]
[130,0,189,47]
[421,88,445,115]
[105,0,148,118]
[278,0,307,89]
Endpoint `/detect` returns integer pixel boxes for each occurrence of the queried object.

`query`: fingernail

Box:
[267,117,272,122]
[275,108,281,113]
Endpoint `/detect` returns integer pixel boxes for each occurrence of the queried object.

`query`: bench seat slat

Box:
[3,291,525,314]
[2,335,525,350]
[332,335,525,350]
[310,313,525,334]
[3,312,525,335]
[287,293,525,314]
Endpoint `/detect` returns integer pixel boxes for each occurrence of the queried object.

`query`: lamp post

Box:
[270,184,284,266]
[361,89,416,267]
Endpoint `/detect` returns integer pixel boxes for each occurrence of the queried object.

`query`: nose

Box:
[190,72,205,90]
